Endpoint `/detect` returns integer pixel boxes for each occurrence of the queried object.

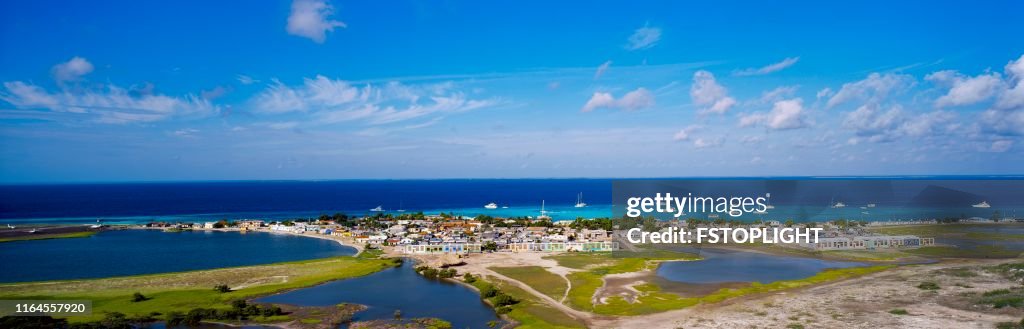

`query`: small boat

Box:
[369,205,385,212]
[574,193,587,208]
[860,206,867,210]
[867,203,876,208]
[484,203,498,209]
[540,200,548,214]
[397,201,405,212]
[830,198,846,208]
[28,229,38,234]
[501,205,509,209]
[861,211,870,215]
[973,201,991,208]
[89,219,103,229]
[5,224,15,230]
[766,204,775,210]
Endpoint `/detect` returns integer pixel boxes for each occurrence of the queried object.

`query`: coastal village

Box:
[132,211,1011,254]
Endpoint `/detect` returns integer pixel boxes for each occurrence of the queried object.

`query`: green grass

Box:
[0,256,400,323]
[567,265,891,315]
[917,281,940,290]
[979,288,1024,308]
[872,224,1024,241]
[490,266,567,301]
[889,308,909,315]
[468,277,584,329]
[904,246,1022,258]
[0,231,98,243]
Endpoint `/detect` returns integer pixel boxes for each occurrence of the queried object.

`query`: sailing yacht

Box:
[765,193,775,209]
[484,203,498,209]
[369,205,385,212]
[397,200,406,212]
[574,193,587,208]
[973,201,991,208]
[539,200,550,218]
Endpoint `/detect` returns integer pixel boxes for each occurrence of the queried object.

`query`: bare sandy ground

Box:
[593,259,1024,329]
[398,250,1024,329]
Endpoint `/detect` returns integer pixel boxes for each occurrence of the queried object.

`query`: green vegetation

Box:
[904,246,1021,258]
[568,264,890,315]
[0,230,98,243]
[917,281,940,290]
[888,308,909,315]
[465,275,584,329]
[490,266,567,301]
[873,224,1024,241]
[979,288,1024,308]
[990,263,1024,281]
[415,266,457,279]
[0,256,399,324]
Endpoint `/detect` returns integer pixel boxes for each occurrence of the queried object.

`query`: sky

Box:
[0,0,1023,183]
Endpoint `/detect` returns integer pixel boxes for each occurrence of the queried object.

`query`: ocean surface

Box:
[0,230,355,283]
[1,177,1022,224]
[257,260,502,329]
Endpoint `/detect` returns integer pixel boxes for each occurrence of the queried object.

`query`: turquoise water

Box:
[0,230,356,283]
[257,260,502,329]
[656,248,864,284]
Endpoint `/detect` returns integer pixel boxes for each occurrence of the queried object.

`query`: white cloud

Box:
[51,57,94,83]
[693,137,724,148]
[286,0,346,43]
[841,104,903,139]
[0,81,217,124]
[816,87,834,100]
[926,70,1003,107]
[739,98,809,130]
[690,70,736,115]
[594,61,612,80]
[672,125,701,141]
[581,88,654,112]
[173,128,199,137]
[990,140,1013,153]
[625,24,661,50]
[826,73,914,108]
[734,57,800,76]
[249,75,498,125]
[996,54,1024,110]
[236,75,259,85]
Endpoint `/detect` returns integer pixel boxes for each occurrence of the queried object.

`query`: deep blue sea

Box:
[0,230,355,283]
[1,177,1022,224]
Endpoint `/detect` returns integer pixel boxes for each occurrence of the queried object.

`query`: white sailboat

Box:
[765,193,775,209]
[830,197,846,208]
[484,202,498,209]
[867,203,876,208]
[539,200,550,218]
[369,205,385,212]
[973,201,991,208]
[574,193,587,208]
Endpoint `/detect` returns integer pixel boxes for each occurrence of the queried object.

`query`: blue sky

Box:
[1,0,1023,182]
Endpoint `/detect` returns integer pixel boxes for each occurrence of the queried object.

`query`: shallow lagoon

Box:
[257,260,502,329]
[657,248,864,284]
[0,229,355,283]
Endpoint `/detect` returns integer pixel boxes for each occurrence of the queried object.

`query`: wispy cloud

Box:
[625,23,661,50]
[734,57,800,76]
[594,60,612,80]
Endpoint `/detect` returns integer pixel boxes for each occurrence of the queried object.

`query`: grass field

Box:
[490,266,567,301]
[0,231,98,243]
[589,266,891,315]
[0,256,400,323]
[469,276,585,329]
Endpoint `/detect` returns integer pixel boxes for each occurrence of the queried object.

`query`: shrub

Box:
[463,273,477,283]
[495,306,513,314]
[214,284,231,293]
[131,292,148,302]
[917,282,940,290]
[480,285,499,298]
[889,309,909,315]
[491,293,519,307]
